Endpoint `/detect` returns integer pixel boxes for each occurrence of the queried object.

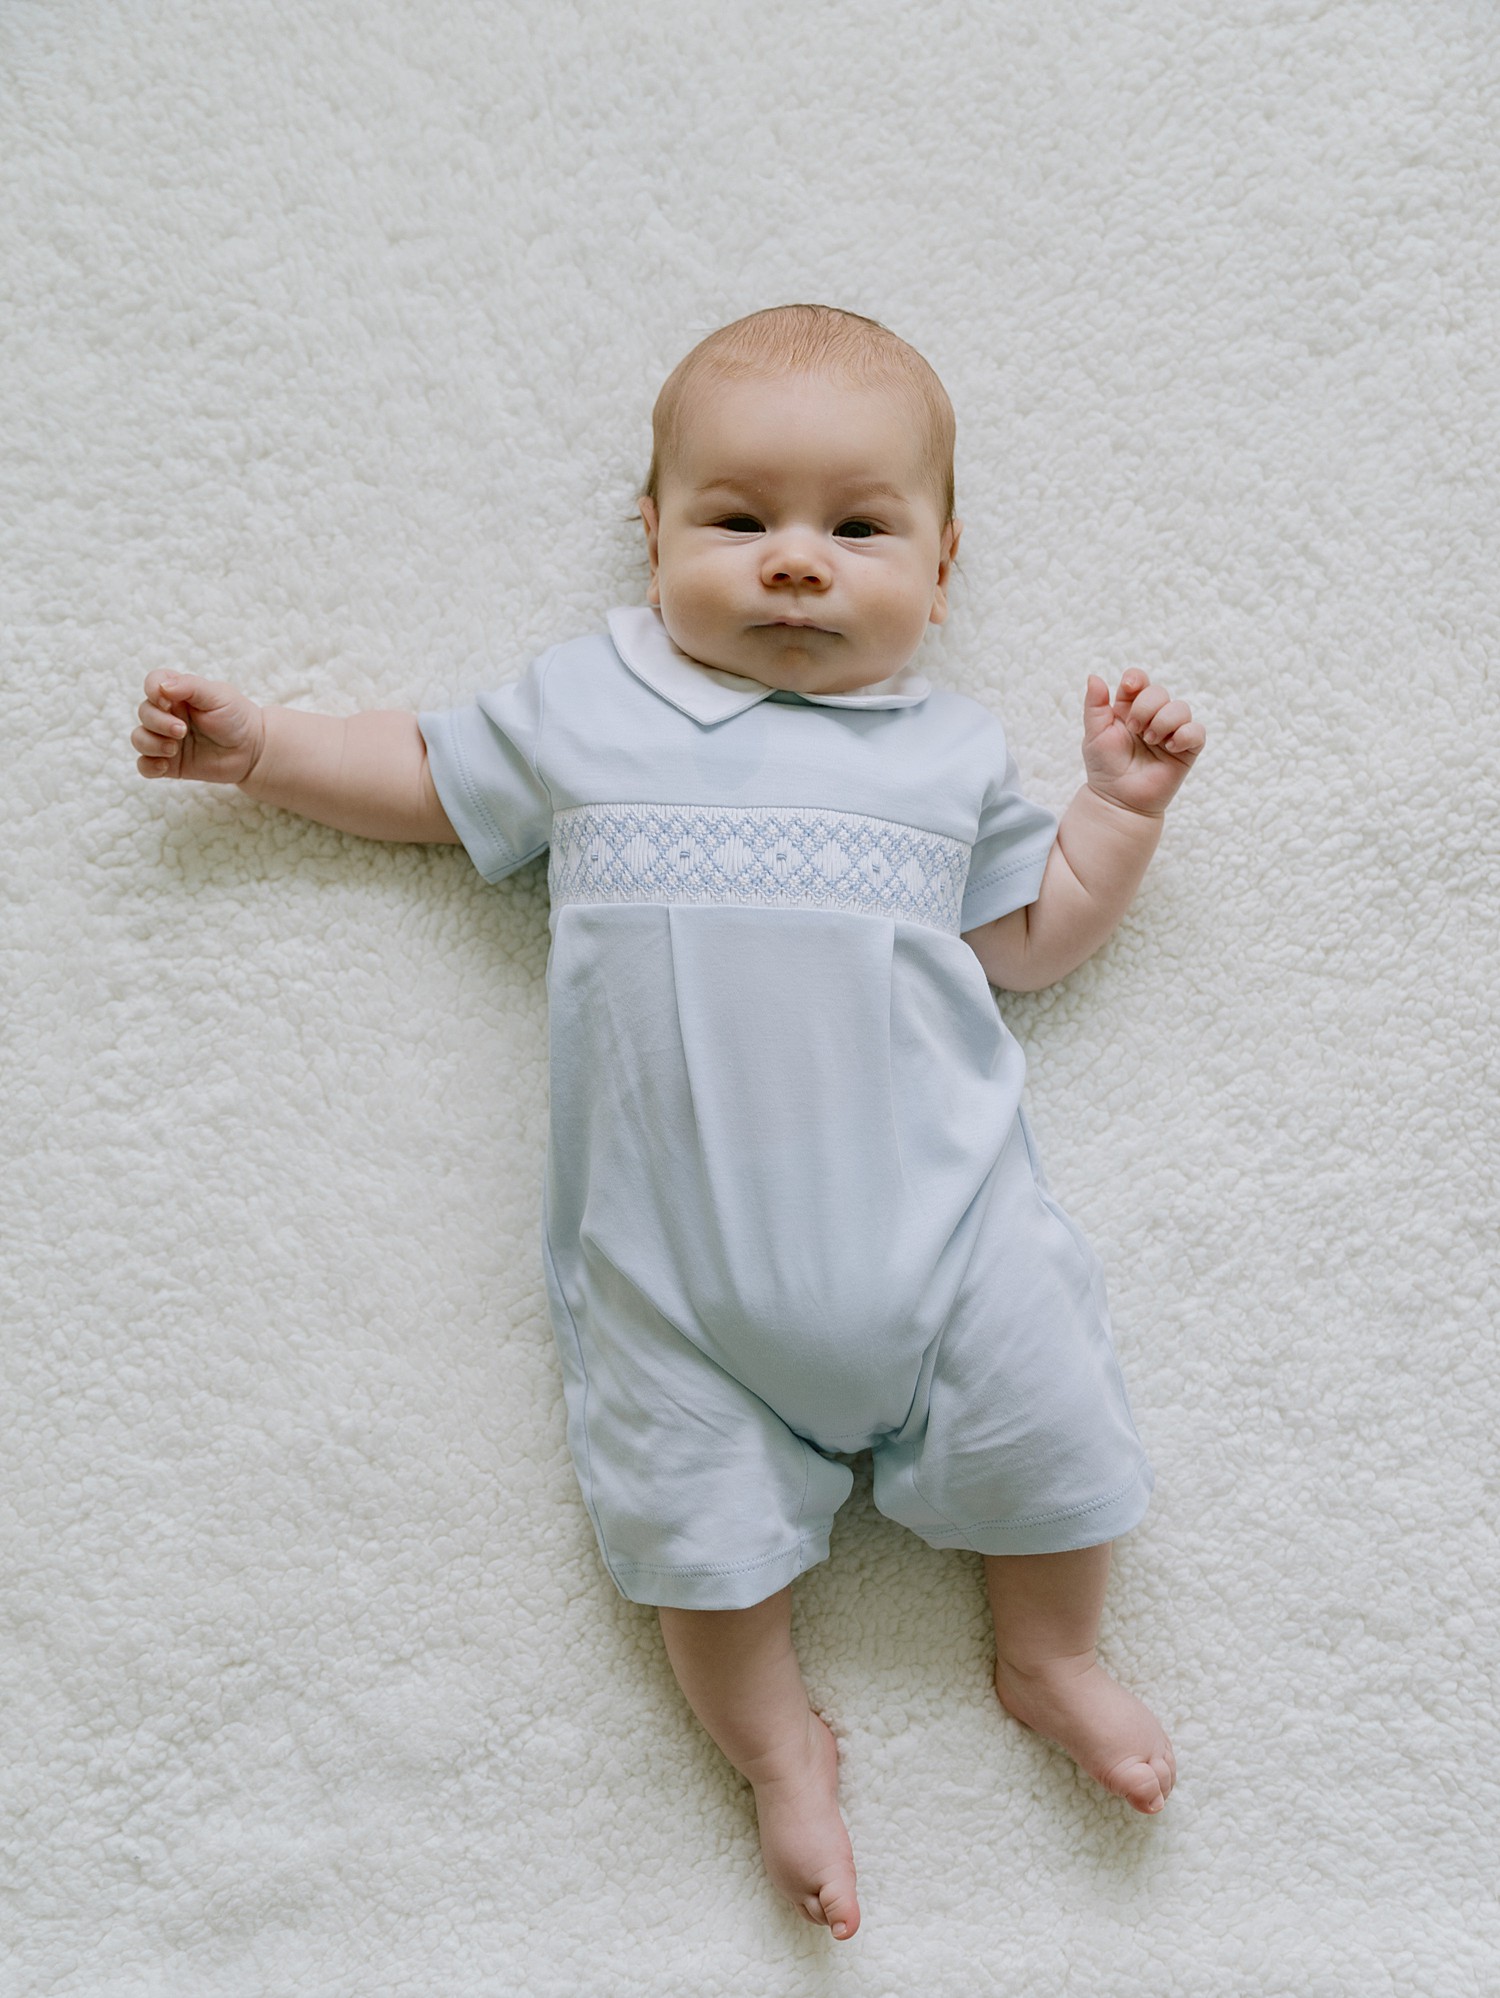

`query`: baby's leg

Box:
[985,1543,1176,1813]
[658,1588,859,1939]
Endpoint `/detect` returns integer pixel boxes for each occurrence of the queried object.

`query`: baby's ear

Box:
[930,517,962,623]
[637,496,661,603]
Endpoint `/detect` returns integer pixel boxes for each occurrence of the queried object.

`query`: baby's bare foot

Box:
[994,1651,1176,1814]
[748,1710,860,1940]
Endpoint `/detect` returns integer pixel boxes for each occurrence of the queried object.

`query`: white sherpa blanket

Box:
[4,2,1496,1991]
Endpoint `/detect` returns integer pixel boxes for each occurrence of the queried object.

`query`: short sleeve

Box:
[417,650,555,884]
[959,737,1059,932]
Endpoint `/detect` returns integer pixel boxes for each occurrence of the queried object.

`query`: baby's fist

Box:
[1082,670,1205,817]
[133,672,265,786]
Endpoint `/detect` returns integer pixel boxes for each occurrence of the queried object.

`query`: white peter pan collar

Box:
[606,605,931,725]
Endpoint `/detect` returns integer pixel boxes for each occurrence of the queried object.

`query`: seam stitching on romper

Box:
[447,644,558,883]
[612,1532,828,1581]
[531,644,558,820]
[554,799,979,842]
[444,721,525,877]
[964,848,1052,895]
[790,1433,813,1538]
[903,1457,967,1542]
[955,1456,1154,1536]
[540,1233,628,1600]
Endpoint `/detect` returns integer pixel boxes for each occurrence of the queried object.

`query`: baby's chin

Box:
[658,609,898,694]
[731,629,902,696]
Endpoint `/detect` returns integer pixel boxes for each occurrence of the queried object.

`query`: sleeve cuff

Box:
[960,840,1055,932]
[417,706,544,884]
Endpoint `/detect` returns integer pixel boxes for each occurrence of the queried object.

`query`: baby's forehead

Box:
[686,365,909,424]
[678,369,928,466]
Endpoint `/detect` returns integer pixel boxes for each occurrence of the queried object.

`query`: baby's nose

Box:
[761,536,831,587]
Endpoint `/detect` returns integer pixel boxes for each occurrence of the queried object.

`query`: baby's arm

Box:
[132,672,460,844]
[963,669,1204,993]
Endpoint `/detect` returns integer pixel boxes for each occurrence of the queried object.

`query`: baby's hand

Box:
[132,672,266,786]
[1080,670,1205,818]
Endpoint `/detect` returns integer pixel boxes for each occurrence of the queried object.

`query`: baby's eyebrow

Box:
[693,479,912,507]
[830,482,911,508]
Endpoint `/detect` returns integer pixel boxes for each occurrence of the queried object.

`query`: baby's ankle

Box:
[995,1644,1099,1684]
[738,1705,822,1790]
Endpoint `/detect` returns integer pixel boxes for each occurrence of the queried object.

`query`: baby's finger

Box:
[1082,674,1114,738]
[1112,668,1150,719]
[144,669,189,710]
[132,722,182,758]
[154,670,241,712]
[1141,698,1191,747]
[1125,684,1171,736]
[137,697,188,740]
[1164,720,1206,758]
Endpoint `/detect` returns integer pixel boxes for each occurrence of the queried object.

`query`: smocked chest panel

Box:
[548,801,970,934]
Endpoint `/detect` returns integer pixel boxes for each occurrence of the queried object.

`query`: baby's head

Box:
[637,305,962,697]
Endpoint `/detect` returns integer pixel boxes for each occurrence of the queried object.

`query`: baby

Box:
[132,304,1202,1942]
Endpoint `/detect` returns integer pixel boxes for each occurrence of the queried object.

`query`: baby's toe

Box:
[818,1879,860,1940]
[1105,1755,1168,1814]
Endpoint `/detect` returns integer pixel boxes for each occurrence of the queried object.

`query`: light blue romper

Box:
[419,606,1154,1610]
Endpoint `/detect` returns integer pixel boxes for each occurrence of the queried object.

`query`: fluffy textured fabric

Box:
[4,1,1495,1990]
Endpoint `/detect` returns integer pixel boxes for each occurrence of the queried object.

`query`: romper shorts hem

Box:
[608,1529,835,1612]
[895,1453,1155,1558]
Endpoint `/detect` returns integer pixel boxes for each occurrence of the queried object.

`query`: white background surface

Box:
[3,2,1496,1990]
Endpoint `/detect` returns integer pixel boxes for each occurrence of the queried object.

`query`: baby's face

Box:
[638,373,961,695]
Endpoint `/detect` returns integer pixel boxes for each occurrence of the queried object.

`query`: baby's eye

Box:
[717,515,763,534]
[836,520,879,539]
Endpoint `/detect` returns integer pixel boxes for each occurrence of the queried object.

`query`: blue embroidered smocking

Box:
[549,802,970,933]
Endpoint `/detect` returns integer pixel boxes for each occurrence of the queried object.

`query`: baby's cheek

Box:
[872,569,939,650]
[663,558,730,624]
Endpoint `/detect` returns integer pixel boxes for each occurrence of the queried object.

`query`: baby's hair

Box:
[642,304,956,526]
